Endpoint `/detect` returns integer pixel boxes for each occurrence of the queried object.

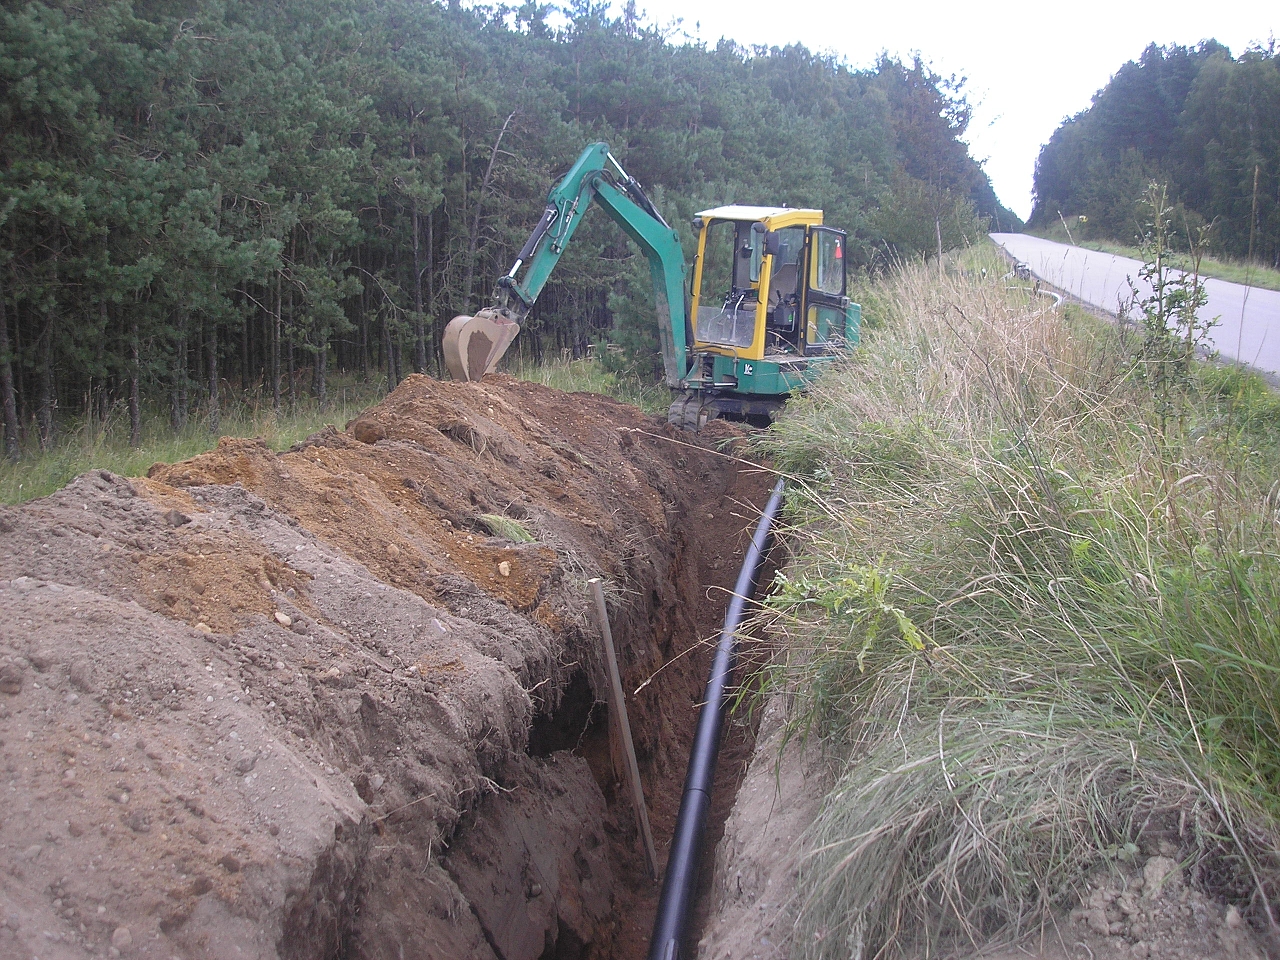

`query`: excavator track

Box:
[667,392,715,431]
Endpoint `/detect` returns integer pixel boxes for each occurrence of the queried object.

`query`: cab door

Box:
[801,227,849,355]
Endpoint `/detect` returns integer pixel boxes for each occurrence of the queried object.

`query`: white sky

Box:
[611,1,1276,221]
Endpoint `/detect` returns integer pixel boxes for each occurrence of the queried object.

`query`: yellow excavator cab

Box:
[689,206,850,366]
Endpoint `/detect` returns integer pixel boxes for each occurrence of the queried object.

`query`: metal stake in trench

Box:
[588,577,659,881]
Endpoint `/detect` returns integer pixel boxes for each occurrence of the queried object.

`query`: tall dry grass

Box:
[752,252,1280,959]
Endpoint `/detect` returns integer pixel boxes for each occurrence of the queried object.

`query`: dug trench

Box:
[0,374,775,960]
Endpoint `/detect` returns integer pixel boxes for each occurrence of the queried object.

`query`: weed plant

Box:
[751,257,1280,958]
[477,513,536,543]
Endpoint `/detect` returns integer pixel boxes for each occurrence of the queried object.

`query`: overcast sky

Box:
[609,1,1276,221]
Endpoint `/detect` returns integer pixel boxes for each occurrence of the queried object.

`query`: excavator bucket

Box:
[443,309,521,382]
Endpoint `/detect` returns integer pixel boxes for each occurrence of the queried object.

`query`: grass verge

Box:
[750,257,1280,958]
[2,357,667,506]
[0,382,385,505]
[508,353,670,415]
[1028,223,1280,292]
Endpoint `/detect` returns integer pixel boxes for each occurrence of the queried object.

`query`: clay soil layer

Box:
[0,374,774,960]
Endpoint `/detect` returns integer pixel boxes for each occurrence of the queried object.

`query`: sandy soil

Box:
[0,373,774,960]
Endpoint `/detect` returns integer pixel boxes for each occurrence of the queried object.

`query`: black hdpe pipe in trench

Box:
[646,476,787,960]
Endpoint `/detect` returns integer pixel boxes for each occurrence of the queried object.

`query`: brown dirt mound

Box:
[0,374,774,960]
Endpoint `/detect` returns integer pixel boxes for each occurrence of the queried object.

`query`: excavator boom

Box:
[444,143,690,383]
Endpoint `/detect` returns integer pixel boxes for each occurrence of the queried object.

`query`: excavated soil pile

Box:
[0,373,773,960]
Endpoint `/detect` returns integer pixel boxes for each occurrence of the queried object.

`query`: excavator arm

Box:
[444,142,692,385]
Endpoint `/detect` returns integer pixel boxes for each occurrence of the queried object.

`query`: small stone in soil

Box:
[0,663,23,695]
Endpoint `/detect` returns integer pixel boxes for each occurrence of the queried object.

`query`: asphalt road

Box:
[991,233,1280,377]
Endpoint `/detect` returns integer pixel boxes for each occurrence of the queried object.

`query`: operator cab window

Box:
[766,227,805,351]
[696,219,757,348]
[804,229,847,354]
[809,230,845,296]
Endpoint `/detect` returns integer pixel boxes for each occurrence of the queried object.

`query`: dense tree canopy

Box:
[1030,41,1279,264]
[0,0,1013,452]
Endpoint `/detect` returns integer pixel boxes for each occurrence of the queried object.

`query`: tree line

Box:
[0,0,1015,456]
[1030,40,1279,263]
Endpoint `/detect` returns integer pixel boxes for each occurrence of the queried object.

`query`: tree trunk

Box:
[461,110,517,311]
[384,316,398,394]
[129,316,141,448]
[284,279,295,408]
[171,314,188,431]
[0,281,19,459]
[37,328,55,449]
[359,298,369,380]
[314,335,327,407]
[207,323,220,434]
[428,208,441,377]
[240,298,250,392]
[272,271,281,414]
[409,139,429,375]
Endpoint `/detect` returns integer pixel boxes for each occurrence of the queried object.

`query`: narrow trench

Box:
[281,455,779,960]
[518,544,778,960]
[291,549,768,960]
[521,648,763,960]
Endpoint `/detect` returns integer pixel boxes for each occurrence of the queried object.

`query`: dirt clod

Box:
[1142,855,1180,897]
[0,661,23,694]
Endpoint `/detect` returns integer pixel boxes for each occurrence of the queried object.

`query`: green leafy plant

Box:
[1126,182,1217,428]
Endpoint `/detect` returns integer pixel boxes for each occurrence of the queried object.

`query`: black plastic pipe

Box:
[646,476,786,960]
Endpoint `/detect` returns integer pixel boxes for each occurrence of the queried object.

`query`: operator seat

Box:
[768,262,799,332]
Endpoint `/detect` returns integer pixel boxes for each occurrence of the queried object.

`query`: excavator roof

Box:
[696,205,823,225]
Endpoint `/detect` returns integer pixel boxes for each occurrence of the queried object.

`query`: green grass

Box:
[1030,221,1280,291]
[749,260,1280,958]
[477,513,536,543]
[507,352,670,415]
[0,382,385,505]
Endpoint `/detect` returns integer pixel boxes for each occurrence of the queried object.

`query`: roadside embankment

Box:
[700,254,1280,960]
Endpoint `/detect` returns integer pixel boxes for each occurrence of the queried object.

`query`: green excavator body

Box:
[442,142,860,428]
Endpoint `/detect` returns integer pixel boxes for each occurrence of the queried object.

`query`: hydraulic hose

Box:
[646,476,787,960]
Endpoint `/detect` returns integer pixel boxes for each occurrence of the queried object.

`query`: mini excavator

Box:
[443,142,861,429]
